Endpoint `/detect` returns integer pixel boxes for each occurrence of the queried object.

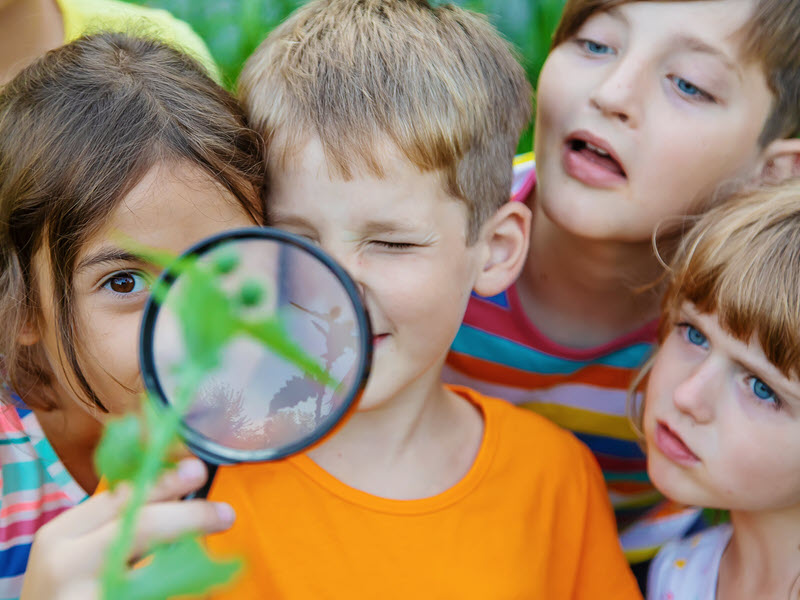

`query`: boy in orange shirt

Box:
[204,1,641,597]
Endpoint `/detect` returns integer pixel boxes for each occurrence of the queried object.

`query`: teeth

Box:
[585,142,609,157]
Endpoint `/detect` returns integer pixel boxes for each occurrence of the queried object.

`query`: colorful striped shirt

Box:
[0,401,86,600]
[443,155,701,563]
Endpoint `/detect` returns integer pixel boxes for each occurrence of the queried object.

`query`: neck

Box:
[32,394,103,494]
[718,508,800,599]
[0,0,63,86]
[517,199,663,349]
[308,363,483,499]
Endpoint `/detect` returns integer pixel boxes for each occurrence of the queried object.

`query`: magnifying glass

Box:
[139,227,371,498]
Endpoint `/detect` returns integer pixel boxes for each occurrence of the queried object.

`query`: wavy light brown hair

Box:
[239,0,532,242]
[0,33,265,411]
[552,0,800,144]
[628,180,800,430]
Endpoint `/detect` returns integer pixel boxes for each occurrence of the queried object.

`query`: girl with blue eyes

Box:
[628,182,800,600]
[0,33,263,599]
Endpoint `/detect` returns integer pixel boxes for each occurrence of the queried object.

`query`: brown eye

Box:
[102,272,146,295]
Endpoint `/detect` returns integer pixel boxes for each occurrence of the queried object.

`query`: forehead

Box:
[87,161,254,256]
[583,1,754,47]
[269,137,464,227]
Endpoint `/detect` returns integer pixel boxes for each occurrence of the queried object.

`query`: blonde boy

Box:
[443,0,800,569]
[204,1,641,597]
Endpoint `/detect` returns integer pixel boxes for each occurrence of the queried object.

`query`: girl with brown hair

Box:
[0,32,263,598]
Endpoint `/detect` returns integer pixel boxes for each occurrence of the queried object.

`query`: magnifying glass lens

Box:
[141,229,371,466]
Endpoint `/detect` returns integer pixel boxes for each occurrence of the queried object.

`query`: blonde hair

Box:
[552,0,800,144]
[628,180,800,431]
[239,0,532,241]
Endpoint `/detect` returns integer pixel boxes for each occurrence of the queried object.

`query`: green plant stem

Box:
[102,366,203,597]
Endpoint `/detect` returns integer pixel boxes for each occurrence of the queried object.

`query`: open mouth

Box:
[567,137,626,178]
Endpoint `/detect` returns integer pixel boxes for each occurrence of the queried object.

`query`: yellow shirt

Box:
[56,0,219,80]
[206,386,642,599]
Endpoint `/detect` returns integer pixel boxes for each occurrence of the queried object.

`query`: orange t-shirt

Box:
[206,386,641,599]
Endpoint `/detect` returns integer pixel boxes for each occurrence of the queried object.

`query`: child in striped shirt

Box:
[444,0,800,578]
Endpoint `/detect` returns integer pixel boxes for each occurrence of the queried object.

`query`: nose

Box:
[588,56,643,127]
[323,242,367,293]
[672,356,718,424]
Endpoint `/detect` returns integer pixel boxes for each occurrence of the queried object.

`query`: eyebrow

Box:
[76,248,148,273]
[671,34,740,76]
[359,219,419,236]
[269,213,418,236]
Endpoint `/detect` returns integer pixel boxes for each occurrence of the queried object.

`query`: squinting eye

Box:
[372,241,416,250]
[102,272,148,295]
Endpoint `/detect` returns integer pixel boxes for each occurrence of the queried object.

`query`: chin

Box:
[647,454,705,506]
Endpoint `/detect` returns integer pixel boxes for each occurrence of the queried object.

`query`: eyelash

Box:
[675,321,783,411]
[676,321,708,348]
[100,270,150,297]
[667,75,716,103]
[745,375,782,411]
[575,38,615,56]
[371,241,416,250]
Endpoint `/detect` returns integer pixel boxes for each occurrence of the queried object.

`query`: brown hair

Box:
[628,179,800,430]
[239,0,532,241]
[552,0,800,144]
[0,33,265,411]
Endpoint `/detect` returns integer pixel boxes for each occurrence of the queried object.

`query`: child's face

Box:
[643,302,800,512]
[268,138,486,411]
[33,162,255,420]
[534,0,774,242]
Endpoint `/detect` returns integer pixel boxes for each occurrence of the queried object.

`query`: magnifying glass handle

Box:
[184,461,218,500]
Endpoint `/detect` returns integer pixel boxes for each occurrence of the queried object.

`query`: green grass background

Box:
[126,0,568,152]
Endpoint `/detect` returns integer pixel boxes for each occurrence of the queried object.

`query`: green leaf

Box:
[95,415,146,487]
[115,537,241,600]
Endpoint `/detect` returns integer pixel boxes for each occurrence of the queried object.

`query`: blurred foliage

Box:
[127,0,567,152]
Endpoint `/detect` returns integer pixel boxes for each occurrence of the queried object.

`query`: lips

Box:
[562,131,627,187]
[654,421,700,465]
[372,333,389,346]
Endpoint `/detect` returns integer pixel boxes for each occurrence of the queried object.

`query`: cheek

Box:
[640,124,761,210]
[642,355,671,419]
[78,312,144,397]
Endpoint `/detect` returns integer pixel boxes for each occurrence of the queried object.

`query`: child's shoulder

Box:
[647,524,732,600]
[449,384,596,473]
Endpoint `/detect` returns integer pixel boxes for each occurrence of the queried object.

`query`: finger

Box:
[75,500,236,572]
[145,458,210,503]
[56,580,100,600]
[35,459,209,539]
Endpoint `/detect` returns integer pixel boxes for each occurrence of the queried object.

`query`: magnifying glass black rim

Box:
[139,226,372,465]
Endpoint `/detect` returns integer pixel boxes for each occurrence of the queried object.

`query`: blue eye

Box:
[749,377,779,407]
[581,39,613,55]
[683,324,709,348]
[669,76,714,102]
[102,271,148,295]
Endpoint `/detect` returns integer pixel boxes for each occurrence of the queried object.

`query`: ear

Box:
[473,201,531,298]
[757,138,800,183]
